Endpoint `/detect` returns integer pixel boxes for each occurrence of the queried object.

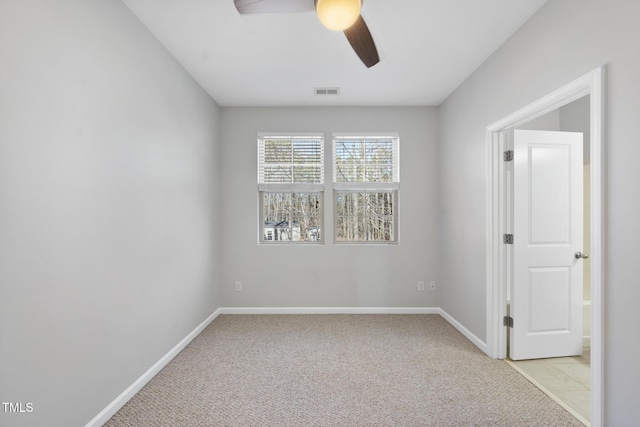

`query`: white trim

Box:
[583,300,592,347]
[485,66,604,427]
[85,309,222,427]
[587,67,605,427]
[438,308,488,353]
[332,182,399,191]
[258,132,324,139]
[258,183,324,192]
[331,132,400,138]
[218,307,440,315]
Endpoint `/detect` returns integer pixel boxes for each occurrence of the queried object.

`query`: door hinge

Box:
[503,150,514,162]
[503,316,514,328]
[503,234,514,244]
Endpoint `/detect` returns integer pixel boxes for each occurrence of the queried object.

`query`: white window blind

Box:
[333,135,399,186]
[258,135,324,191]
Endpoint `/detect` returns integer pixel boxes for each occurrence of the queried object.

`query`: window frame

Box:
[332,133,400,244]
[257,133,325,245]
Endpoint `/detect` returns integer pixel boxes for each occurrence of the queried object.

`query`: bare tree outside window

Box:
[263,192,321,241]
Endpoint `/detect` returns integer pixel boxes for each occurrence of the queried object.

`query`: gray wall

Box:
[560,95,591,164]
[438,0,640,424]
[220,107,439,308]
[0,1,222,426]
[516,108,560,131]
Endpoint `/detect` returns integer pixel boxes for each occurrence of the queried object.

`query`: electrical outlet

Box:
[417,281,425,291]
[429,281,436,291]
[235,281,242,292]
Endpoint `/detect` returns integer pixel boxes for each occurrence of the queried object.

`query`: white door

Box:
[509,129,585,360]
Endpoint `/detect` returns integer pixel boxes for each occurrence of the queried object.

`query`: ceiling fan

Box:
[233,0,380,68]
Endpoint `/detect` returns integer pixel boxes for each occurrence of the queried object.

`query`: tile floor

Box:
[509,348,590,425]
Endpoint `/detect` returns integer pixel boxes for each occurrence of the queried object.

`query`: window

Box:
[258,134,324,243]
[333,134,399,243]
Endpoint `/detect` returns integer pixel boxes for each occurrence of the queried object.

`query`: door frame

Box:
[485,67,604,426]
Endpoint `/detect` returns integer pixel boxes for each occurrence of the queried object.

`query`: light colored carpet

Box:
[105,314,583,426]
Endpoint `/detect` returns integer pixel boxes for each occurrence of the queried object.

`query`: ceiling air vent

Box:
[314,87,340,96]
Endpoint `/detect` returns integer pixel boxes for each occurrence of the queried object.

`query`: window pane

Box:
[264,139,292,163]
[292,192,322,241]
[263,192,322,242]
[335,164,361,182]
[292,141,322,164]
[364,165,393,182]
[366,214,394,241]
[260,137,323,184]
[263,165,292,183]
[293,165,322,183]
[336,215,365,241]
[263,192,293,241]
[365,192,394,240]
[366,192,394,215]
[335,137,395,183]
[335,140,362,182]
[335,191,395,242]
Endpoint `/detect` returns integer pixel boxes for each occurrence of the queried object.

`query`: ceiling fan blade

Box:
[234,0,314,14]
[343,14,380,68]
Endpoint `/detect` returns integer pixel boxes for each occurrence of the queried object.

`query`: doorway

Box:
[484,67,604,427]
[505,102,592,424]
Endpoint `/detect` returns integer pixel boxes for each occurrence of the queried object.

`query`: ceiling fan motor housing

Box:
[314,0,362,31]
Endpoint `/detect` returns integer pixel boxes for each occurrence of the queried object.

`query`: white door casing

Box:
[486,66,604,426]
[509,130,584,360]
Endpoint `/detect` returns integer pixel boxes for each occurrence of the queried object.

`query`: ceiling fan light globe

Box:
[315,0,361,31]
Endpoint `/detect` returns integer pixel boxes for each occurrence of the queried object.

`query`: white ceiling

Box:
[122,0,547,107]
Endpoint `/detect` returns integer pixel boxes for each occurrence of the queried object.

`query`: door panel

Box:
[510,129,584,360]
[530,145,571,243]
[528,267,570,332]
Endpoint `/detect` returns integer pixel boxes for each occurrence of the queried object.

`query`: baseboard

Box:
[218,307,440,315]
[85,308,221,427]
[437,308,488,354]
